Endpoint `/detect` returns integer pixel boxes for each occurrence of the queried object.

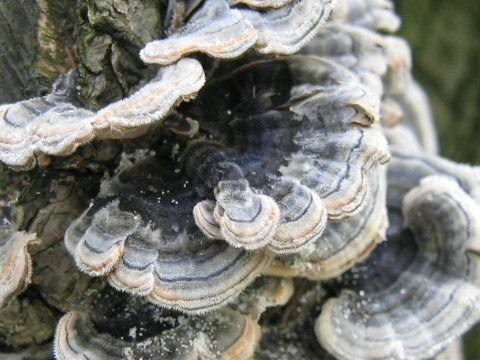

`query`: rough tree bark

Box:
[0,1,165,358]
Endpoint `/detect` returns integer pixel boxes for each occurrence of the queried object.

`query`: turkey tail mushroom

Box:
[140,0,336,65]
[55,305,261,360]
[269,179,327,254]
[213,179,281,251]
[267,167,387,280]
[187,56,389,254]
[315,176,480,360]
[0,59,205,170]
[0,231,38,308]
[65,154,271,313]
[141,0,259,65]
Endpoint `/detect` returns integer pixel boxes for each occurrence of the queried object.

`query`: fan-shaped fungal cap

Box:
[0,230,38,307]
[0,59,205,170]
[316,175,480,360]
[55,306,261,360]
[331,0,401,32]
[387,149,480,235]
[54,311,126,359]
[140,0,335,65]
[65,154,271,313]
[270,179,327,253]
[191,147,327,254]
[186,56,389,253]
[241,0,336,55]
[187,147,282,251]
[228,0,293,8]
[91,59,205,137]
[267,168,387,280]
[141,0,258,65]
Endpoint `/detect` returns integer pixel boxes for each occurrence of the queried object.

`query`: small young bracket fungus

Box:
[232,276,295,320]
[55,300,261,360]
[65,154,271,313]
[140,0,335,65]
[331,0,401,33]
[54,311,126,360]
[316,176,480,360]
[0,230,38,308]
[187,56,389,253]
[266,168,387,280]
[0,58,205,170]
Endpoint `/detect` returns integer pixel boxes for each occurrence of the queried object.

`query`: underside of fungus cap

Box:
[186,56,389,254]
[54,289,261,360]
[64,150,271,313]
[255,281,335,360]
[0,59,205,170]
[140,0,336,65]
[315,175,480,360]
[267,167,387,280]
[0,230,38,308]
[231,276,295,320]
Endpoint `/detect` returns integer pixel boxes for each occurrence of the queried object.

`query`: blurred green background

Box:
[397,0,480,358]
[397,0,480,164]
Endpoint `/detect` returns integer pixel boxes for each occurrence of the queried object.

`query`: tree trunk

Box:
[0,1,164,358]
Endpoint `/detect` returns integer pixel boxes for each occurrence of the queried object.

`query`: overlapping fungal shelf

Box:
[0,59,205,170]
[0,0,479,359]
[186,55,389,253]
[65,152,271,313]
[140,0,336,65]
[54,288,262,360]
[266,168,388,280]
[315,176,480,360]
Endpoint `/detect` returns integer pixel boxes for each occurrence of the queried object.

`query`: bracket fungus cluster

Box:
[0,0,479,359]
[141,0,336,65]
[0,59,205,170]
